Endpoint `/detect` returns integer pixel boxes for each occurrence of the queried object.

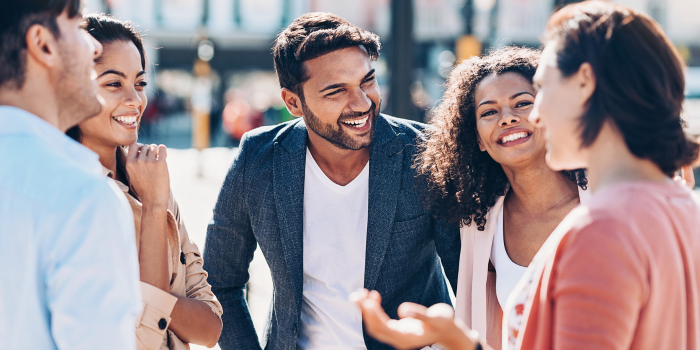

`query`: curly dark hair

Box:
[415,46,587,231]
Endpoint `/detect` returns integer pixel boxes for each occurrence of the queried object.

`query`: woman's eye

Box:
[516,101,533,108]
[481,110,497,118]
[106,82,122,88]
[136,81,148,87]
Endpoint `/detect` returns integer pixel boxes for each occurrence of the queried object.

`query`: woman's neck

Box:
[585,122,669,193]
[502,158,579,216]
[82,138,119,179]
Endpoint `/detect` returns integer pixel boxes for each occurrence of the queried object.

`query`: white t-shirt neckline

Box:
[305,149,370,194]
[491,206,528,308]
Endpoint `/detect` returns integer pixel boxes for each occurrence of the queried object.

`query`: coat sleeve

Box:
[174,198,223,319]
[203,132,262,350]
[432,218,461,295]
[135,282,178,350]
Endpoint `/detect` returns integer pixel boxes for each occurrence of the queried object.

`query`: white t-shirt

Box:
[297,148,370,350]
[490,206,528,308]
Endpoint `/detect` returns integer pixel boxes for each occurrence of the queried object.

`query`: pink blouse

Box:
[508,181,700,350]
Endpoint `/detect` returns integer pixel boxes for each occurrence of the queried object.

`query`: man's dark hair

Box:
[272,12,381,97]
[546,0,699,176]
[0,0,82,89]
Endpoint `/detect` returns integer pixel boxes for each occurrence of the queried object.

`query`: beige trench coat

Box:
[104,160,223,350]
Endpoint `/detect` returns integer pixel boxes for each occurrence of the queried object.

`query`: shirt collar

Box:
[0,106,102,175]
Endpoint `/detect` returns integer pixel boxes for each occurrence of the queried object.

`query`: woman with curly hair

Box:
[355,2,700,350]
[353,45,587,348]
[421,45,586,348]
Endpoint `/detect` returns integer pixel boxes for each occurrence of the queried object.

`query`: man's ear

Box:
[281,88,304,118]
[24,24,60,69]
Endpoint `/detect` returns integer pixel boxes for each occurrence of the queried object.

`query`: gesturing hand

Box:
[125,143,170,209]
[351,289,479,350]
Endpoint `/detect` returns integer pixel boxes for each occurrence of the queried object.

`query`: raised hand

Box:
[125,143,170,209]
[351,289,480,350]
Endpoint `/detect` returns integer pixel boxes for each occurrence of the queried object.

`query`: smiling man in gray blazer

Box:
[204,12,460,350]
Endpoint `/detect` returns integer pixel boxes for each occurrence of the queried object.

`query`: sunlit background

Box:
[77,1,700,348]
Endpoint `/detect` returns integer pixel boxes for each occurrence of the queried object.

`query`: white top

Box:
[490,206,528,308]
[0,106,141,350]
[298,148,369,350]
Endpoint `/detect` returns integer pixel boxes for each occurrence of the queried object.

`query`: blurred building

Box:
[82,0,700,145]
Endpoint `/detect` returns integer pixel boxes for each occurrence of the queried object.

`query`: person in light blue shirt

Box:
[0,1,142,349]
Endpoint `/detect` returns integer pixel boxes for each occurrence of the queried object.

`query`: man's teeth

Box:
[500,132,529,143]
[112,116,137,125]
[341,116,369,127]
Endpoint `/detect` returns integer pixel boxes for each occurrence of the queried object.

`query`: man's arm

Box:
[433,218,461,295]
[204,133,261,350]
[46,183,141,350]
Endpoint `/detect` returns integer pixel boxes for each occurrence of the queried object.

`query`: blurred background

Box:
[78,1,700,348]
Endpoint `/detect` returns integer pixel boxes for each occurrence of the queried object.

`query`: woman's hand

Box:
[351,289,479,350]
[125,143,170,209]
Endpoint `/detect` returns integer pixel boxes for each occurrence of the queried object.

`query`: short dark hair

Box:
[66,14,146,143]
[415,46,587,230]
[0,0,82,89]
[546,0,699,176]
[272,12,381,96]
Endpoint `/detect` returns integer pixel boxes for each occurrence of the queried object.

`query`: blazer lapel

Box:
[273,120,307,313]
[364,115,404,290]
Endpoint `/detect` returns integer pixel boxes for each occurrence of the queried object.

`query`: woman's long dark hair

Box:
[415,46,587,231]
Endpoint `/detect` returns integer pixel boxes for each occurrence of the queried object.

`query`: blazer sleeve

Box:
[432,218,461,295]
[550,218,647,350]
[203,132,262,350]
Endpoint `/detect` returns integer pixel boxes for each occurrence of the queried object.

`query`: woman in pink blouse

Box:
[66,14,222,349]
[354,2,700,350]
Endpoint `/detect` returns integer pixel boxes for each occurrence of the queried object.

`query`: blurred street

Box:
[166,148,272,350]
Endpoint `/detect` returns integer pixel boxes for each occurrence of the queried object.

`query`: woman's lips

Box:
[498,131,532,147]
[112,115,138,128]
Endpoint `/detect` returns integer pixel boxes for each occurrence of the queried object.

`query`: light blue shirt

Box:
[0,106,142,349]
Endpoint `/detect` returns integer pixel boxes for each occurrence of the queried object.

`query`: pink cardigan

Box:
[515,181,700,349]
[455,188,588,349]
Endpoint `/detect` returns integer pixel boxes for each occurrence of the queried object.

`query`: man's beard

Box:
[302,99,380,151]
[56,45,103,131]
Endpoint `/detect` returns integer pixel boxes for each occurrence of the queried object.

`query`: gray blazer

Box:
[204,114,460,350]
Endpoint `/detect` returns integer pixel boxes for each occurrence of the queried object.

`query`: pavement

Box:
[166,147,272,350]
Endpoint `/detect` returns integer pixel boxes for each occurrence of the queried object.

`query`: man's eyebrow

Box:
[98,70,127,78]
[319,69,377,93]
[320,82,346,93]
